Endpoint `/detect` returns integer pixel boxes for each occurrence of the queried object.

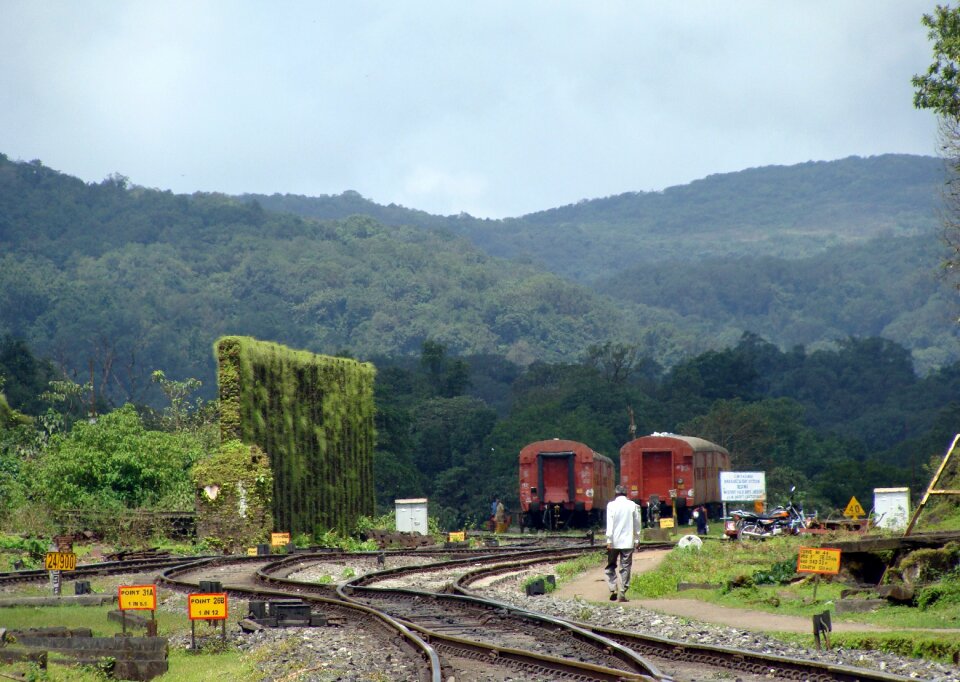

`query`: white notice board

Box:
[720,471,766,502]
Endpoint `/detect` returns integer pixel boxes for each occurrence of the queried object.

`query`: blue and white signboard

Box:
[720,471,766,502]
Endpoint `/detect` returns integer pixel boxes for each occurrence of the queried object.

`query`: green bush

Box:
[34,405,203,513]
[916,568,960,610]
[751,555,799,585]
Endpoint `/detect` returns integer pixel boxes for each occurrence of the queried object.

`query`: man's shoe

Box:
[608,592,617,601]
[617,593,629,602]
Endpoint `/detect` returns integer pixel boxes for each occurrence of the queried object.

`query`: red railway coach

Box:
[518,439,615,530]
[619,433,730,525]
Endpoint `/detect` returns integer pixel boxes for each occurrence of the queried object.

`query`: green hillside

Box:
[248,154,957,372]
[0,154,707,404]
[249,154,945,281]
[0,151,955,412]
[597,233,958,374]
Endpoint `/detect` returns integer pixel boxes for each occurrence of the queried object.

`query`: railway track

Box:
[0,543,934,681]
[163,549,662,680]
[159,555,441,682]
[0,555,216,587]
[452,549,921,682]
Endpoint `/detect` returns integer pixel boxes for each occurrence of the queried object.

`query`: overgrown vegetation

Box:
[216,336,375,537]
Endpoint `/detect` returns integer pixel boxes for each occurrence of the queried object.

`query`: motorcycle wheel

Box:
[737,522,764,541]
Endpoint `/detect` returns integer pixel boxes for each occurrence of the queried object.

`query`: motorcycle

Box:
[730,487,810,540]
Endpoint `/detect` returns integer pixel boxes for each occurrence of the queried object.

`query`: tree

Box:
[913,4,960,277]
[913,6,960,120]
[36,404,204,513]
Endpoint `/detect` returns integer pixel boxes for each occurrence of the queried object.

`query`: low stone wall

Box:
[7,628,167,681]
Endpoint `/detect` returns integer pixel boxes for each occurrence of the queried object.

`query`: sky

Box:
[0,1,943,219]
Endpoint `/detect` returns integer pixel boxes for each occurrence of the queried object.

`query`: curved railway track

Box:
[260,547,663,680]
[451,549,920,682]
[0,543,932,681]
[0,555,215,587]
[159,555,441,682]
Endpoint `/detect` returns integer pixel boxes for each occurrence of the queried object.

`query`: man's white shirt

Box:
[605,495,641,549]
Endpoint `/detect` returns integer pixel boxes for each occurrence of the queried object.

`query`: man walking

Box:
[605,484,642,602]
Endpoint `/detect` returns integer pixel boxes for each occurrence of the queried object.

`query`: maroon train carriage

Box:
[518,439,615,530]
[619,433,730,526]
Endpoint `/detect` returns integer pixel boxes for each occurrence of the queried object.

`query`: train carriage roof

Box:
[520,438,614,465]
[631,433,729,455]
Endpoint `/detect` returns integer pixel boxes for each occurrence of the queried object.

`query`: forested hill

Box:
[248,154,945,282]
[0,151,956,410]
[247,154,958,372]
[0,154,703,403]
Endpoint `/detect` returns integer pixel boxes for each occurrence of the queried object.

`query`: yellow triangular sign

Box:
[844,496,865,519]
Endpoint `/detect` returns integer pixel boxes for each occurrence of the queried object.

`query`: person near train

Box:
[605,484,642,602]
[489,497,500,531]
[494,499,507,533]
[693,504,709,535]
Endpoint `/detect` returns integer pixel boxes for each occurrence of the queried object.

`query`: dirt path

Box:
[552,549,892,633]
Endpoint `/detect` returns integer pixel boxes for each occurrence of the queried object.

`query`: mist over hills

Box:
[0,151,955,408]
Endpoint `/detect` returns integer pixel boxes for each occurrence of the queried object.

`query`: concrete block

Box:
[834,599,885,613]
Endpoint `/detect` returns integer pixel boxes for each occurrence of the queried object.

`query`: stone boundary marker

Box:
[4,628,168,681]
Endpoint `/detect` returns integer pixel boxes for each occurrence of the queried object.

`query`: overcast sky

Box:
[1,1,942,218]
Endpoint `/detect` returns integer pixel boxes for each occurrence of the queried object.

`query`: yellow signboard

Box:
[271,532,291,547]
[246,547,258,556]
[447,531,466,542]
[659,518,675,529]
[119,585,157,611]
[44,552,77,571]
[797,547,842,575]
[188,593,228,620]
[843,496,866,519]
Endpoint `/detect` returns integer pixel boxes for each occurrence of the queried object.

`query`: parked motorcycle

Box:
[730,487,810,540]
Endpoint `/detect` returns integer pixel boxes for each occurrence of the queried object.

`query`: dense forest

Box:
[3,332,959,532]
[1,151,958,535]
[249,154,945,277]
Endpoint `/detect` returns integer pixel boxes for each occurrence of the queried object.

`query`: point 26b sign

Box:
[719,471,766,502]
[188,592,228,620]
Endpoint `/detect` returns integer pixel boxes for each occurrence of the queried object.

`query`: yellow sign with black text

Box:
[271,532,291,547]
[843,496,866,519]
[188,593,228,620]
[797,547,842,575]
[119,584,157,611]
[447,531,466,542]
[659,518,675,529]
[44,552,77,571]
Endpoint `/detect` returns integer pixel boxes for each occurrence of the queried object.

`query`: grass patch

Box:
[778,631,960,666]
[554,551,604,584]
[0,602,194,638]
[630,537,802,598]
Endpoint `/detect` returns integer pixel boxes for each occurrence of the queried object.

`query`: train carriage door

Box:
[645,451,673,498]
[538,452,576,504]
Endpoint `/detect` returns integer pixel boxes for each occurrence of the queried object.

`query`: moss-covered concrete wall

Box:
[193,440,273,551]
[215,336,376,536]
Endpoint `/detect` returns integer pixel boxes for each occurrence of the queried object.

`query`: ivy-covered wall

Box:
[215,336,376,536]
[193,440,273,551]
